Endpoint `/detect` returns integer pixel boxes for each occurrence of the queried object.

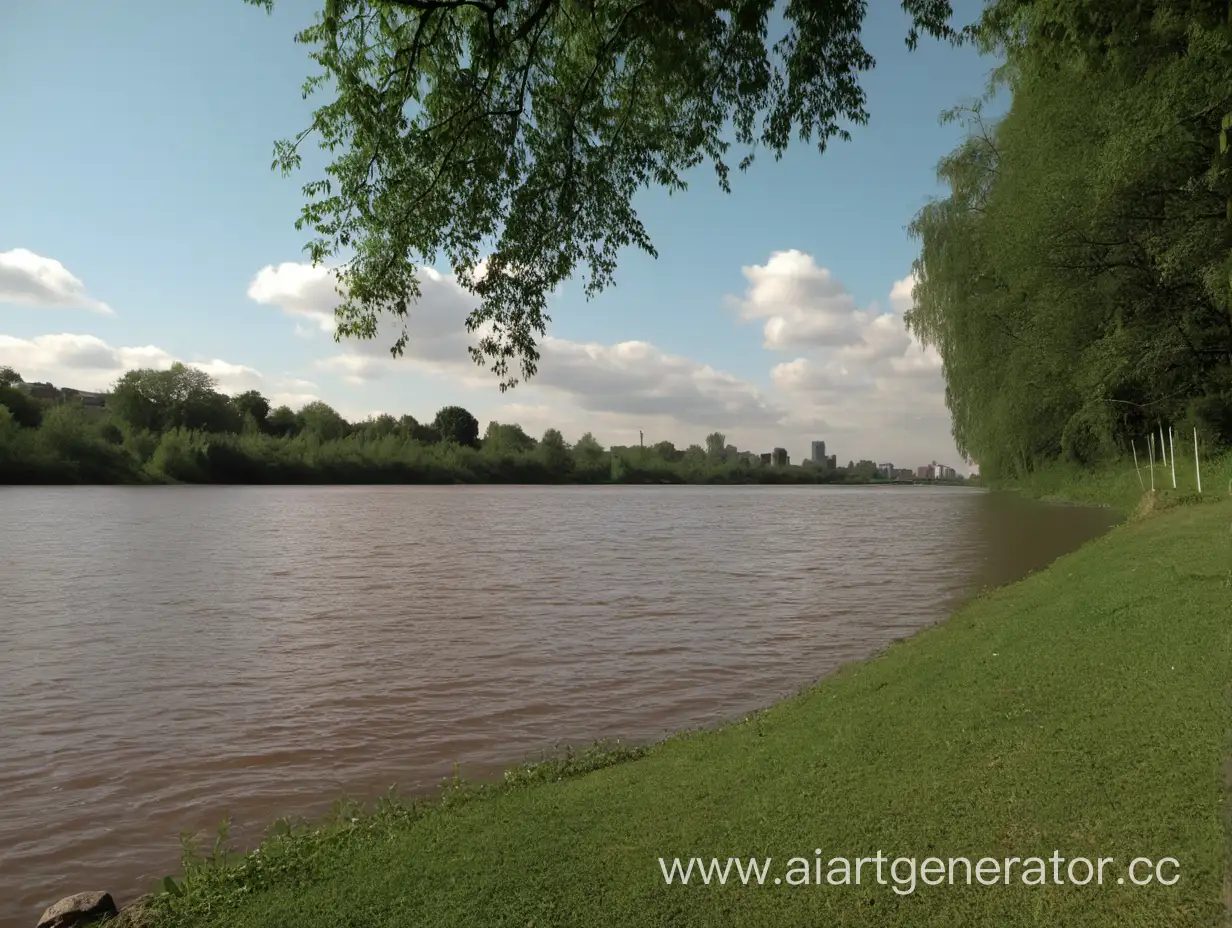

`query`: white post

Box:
[1159,422,1167,467]
[1131,440,1144,490]
[1194,427,1201,494]
[1148,434,1155,492]
[1169,426,1176,489]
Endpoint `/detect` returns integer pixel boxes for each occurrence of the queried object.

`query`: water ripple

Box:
[0,484,1115,927]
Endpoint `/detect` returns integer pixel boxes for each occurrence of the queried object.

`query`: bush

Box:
[203,439,263,484]
[1060,409,1111,467]
[1185,392,1232,447]
[149,429,208,482]
[0,384,43,428]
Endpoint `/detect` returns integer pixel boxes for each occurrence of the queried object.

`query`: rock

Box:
[36,892,118,928]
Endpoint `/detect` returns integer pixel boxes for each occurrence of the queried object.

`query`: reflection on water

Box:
[0,485,1116,925]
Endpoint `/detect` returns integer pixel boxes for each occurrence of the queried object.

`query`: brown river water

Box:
[0,485,1117,926]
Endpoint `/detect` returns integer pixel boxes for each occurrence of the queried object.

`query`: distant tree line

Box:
[0,364,908,486]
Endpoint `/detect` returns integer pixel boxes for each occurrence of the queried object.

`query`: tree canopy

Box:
[906,0,1232,476]
[233,390,272,430]
[248,0,957,387]
[433,404,481,446]
[110,364,243,434]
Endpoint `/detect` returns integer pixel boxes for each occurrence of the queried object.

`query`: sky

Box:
[0,0,1000,471]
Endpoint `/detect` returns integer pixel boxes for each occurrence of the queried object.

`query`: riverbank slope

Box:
[133,493,1231,928]
[984,453,1232,517]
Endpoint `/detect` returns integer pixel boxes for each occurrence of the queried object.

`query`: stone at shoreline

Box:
[36,892,118,928]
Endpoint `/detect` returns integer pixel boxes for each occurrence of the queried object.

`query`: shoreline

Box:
[3,478,977,489]
[75,484,1230,927]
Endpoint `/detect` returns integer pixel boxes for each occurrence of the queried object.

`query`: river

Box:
[0,485,1117,926]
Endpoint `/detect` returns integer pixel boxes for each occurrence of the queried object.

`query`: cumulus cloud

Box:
[190,359,266,394]
[736,259,935,390]
[0,249,113,314]
[770,357,863,397]
[317,353,393,385]
[250,261,786,432]
[269,391,322,410]
[732,250,867,350]
[249,262,479,354]
[732,257,957,466]
[533,338,785,430]
[0,334,172,388]
[0,332,306,401]
[839,311,913,363]
[247,262,342,333]
[248,254,961,468]
[889,272,917,315]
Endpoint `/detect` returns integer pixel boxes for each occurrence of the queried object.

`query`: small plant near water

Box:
[157,816,238,898]
[502,740,649,787]
[142,740,650,922]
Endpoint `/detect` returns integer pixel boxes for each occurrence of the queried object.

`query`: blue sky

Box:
[0,0,999,469]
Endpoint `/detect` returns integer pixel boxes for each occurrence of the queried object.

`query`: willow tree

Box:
[909,0,1232,475]
[248,0,957,386]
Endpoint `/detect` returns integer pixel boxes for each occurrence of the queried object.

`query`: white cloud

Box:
[0,333,307,403]
[732,258,958,467]
[839,311,913,363]
[533,338,785,431]
[247,262,341,332]
[191,359,266,394]
[0,334,172,388]
[248,254,963,469]
[269,391,322,410]
[249,261,491,386]
[770,357,862,397]
[251,261,786,432]
[889,345,944,379]
[889,272,917,315]
[317,353,392,385]
[0,249,113,314]
[733,250,867,350]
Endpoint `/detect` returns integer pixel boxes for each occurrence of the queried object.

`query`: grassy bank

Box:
[131,494,1231,928]
[985,452,1232,516]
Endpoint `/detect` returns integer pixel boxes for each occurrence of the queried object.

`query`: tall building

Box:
[810,440,827,464]
[772,447,789,467]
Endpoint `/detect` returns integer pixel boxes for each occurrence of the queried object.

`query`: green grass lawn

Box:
[989,452,1232,516]
[139,497,1232,928]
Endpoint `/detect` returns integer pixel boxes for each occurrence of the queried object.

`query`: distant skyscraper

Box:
[810,440,827,464]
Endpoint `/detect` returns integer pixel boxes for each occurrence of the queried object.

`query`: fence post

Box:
[1168,426,1176,489]
[1193,428,1202,494]
[1148,434,1155,492]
